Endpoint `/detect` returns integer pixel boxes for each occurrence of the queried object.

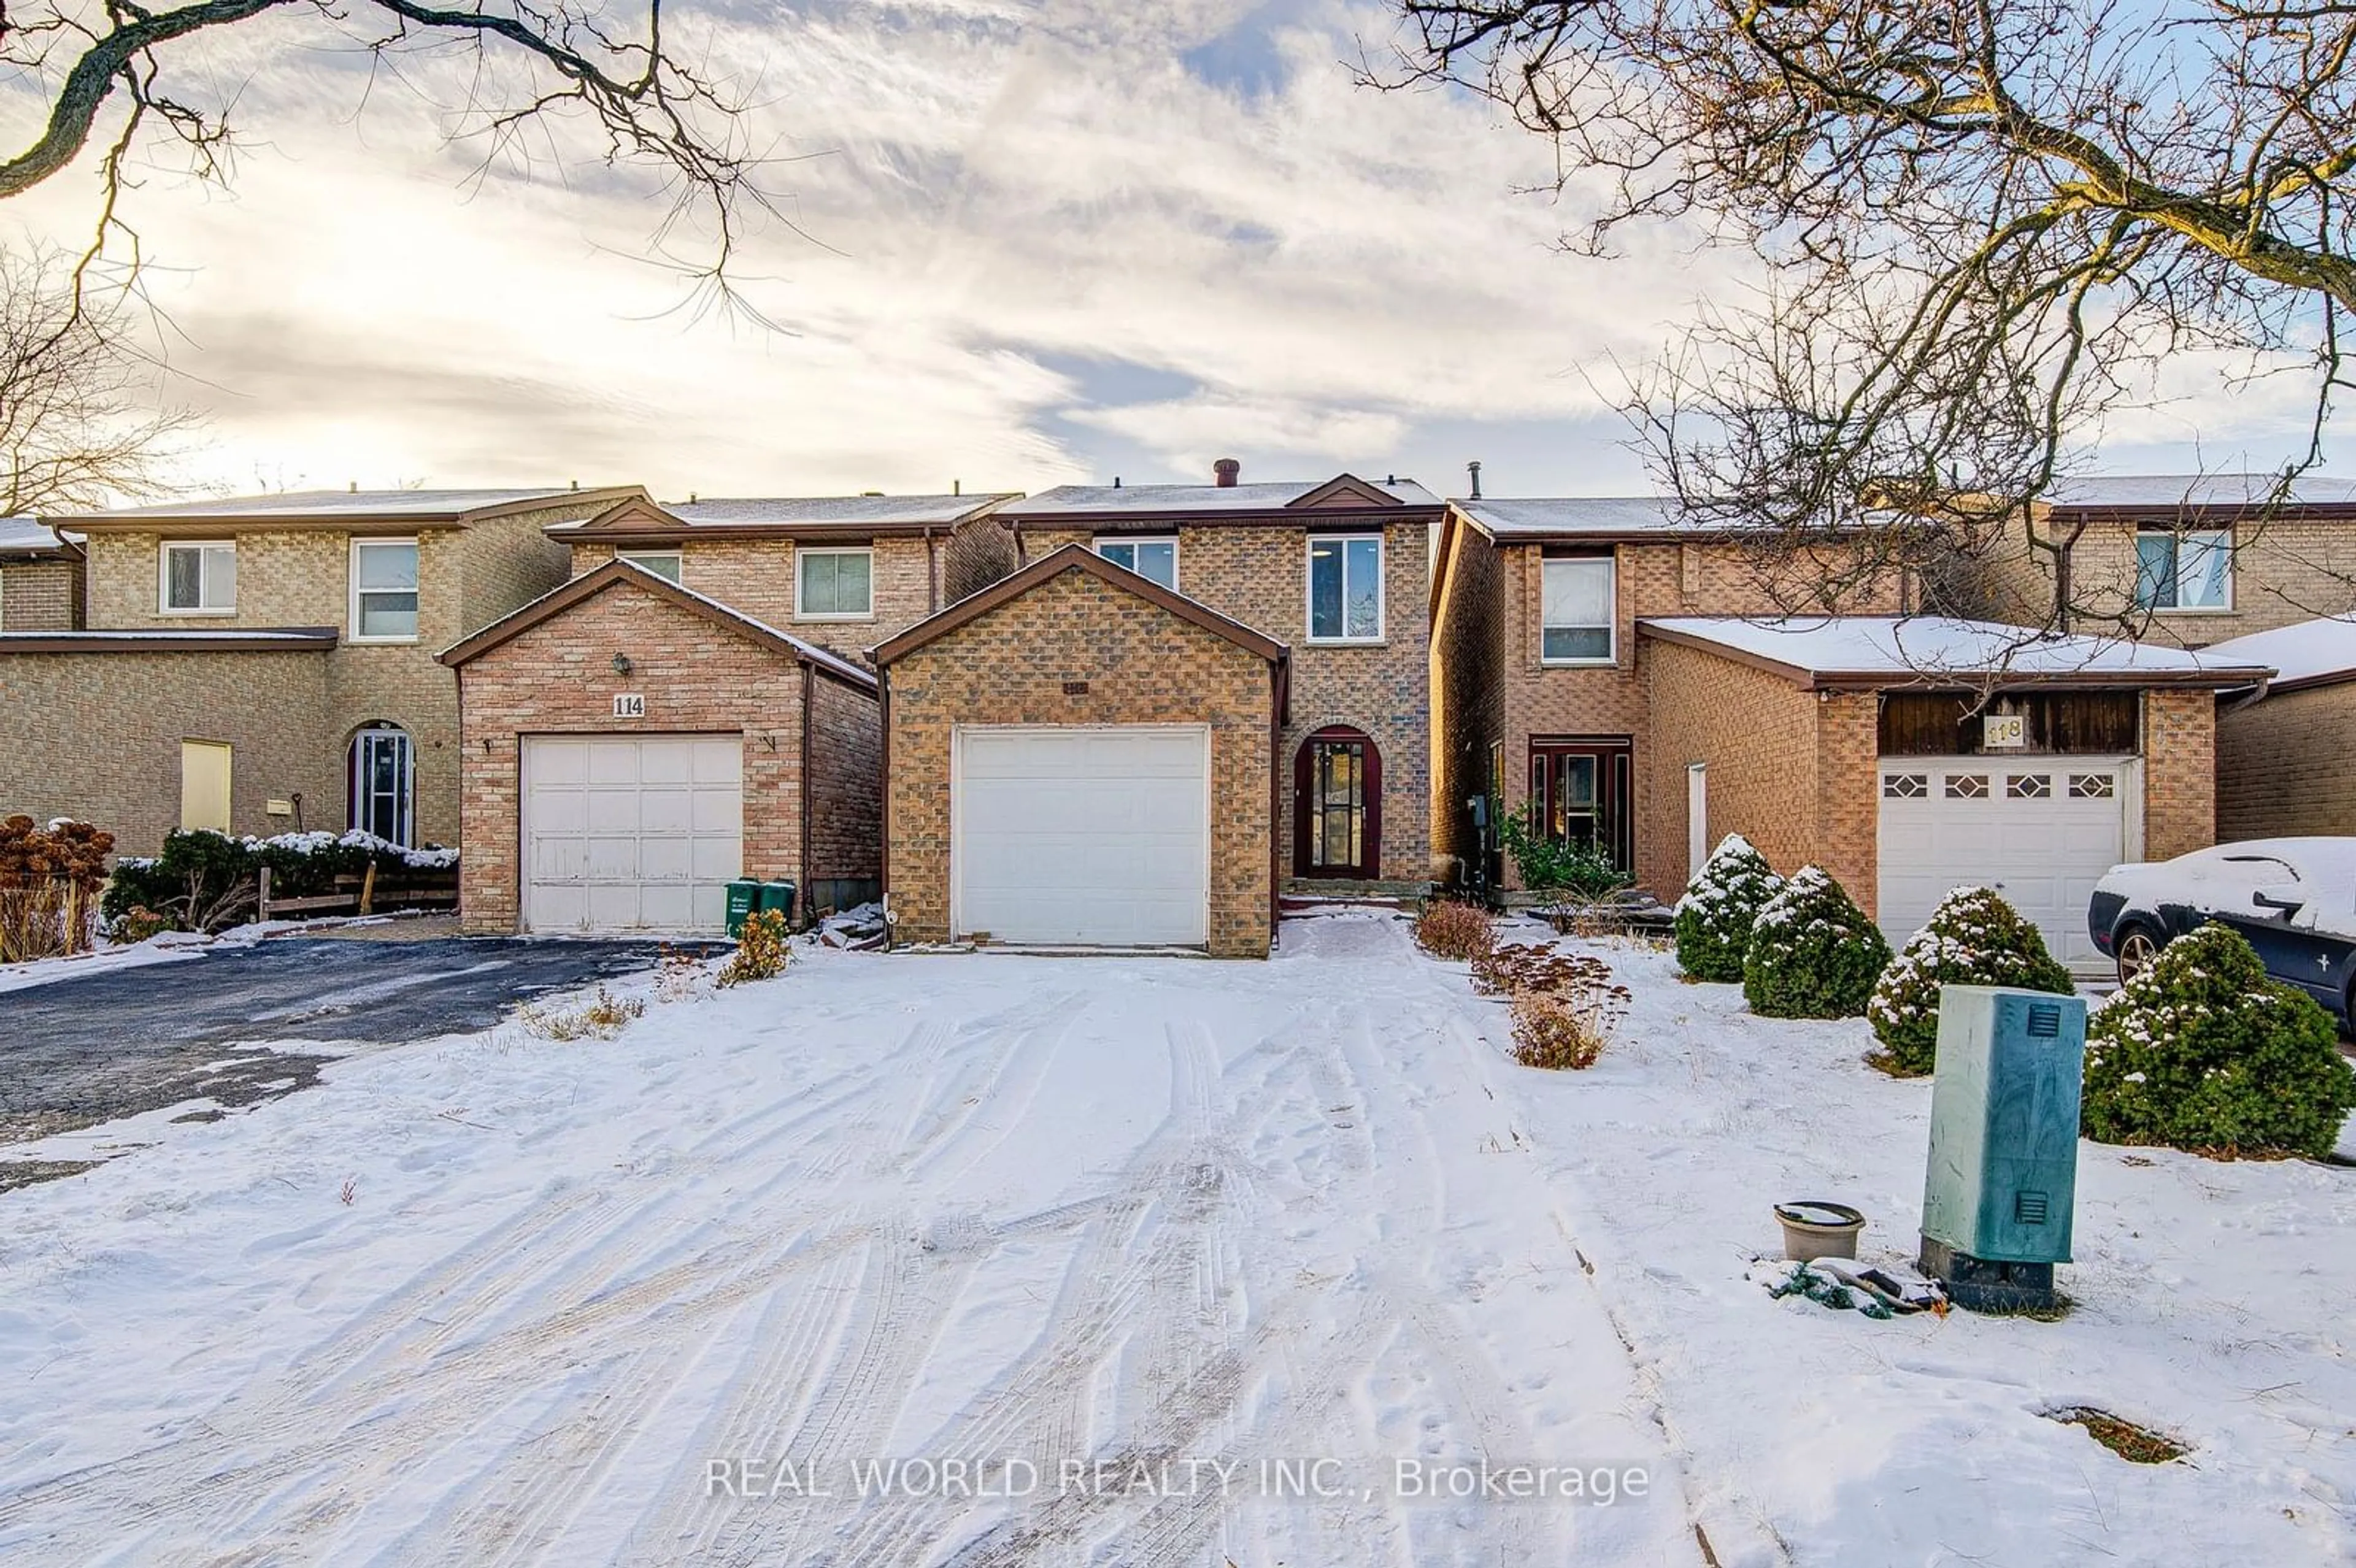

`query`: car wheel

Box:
[2114,923,2164,986]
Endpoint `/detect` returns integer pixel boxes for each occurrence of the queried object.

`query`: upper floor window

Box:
[2134,528,2231,611]
[1096,537,1177,590]
[350,539,420,642]
[1541,554,1615,664]
[797,545,872,619]
[160,541,236,615]
[1307,534,1382,642]
[617,549,683,583]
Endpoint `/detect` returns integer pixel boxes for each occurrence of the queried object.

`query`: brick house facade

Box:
[0,488,633,853]
[2198,618,2356,839]
[442,561,882,933]
[874,547,1285,957]
[1001,471,1439,890]
[550,493,1019,667]
[0,521,83,631]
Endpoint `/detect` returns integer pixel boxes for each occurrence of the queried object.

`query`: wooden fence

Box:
[256,863,461,923]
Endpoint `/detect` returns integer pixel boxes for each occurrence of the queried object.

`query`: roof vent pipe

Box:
[348,480,358,493]
[1468,460,1483,499]
[1214,457,1241,488]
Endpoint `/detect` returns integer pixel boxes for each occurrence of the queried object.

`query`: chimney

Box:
[1467,460,1483,500]
[1213,457,1241,488]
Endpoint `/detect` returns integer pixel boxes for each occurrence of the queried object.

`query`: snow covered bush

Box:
[1865,887,2075,1075]
[2081,923,2356,1159]
[1742,865,1892,1019]
[1673,835,1784,983]
[1415,899,1496,961]
[103,827,461,932]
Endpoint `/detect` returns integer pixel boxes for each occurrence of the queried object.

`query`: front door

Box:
[1294,728,1382,879]
[350,726,415,846]
[1526,736,1633,872]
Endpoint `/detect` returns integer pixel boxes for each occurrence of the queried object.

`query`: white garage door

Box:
[1878,758,2134,969]
[954,725,1210,947]
[522,735,742,933]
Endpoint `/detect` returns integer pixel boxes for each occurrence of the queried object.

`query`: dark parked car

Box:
[2089,839,2356,1024]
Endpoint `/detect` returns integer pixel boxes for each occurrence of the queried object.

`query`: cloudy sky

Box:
[0,0,2325,502]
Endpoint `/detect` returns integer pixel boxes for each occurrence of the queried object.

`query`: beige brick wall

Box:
[942,516,1018,604]
[2217,684,2356,839]
[808,668,884,888]
[0,558,82,631]
[568,529,1001,666]
[1432,531,1903,894]
[0,648,339,853]
[1016,520,1433,882]
[453,581,880,933]
[884,567,1277,957]
[2142,688,2216,859]
[1965,512,2356,645]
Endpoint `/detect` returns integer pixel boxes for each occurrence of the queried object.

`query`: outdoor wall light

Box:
[612,653,634,677]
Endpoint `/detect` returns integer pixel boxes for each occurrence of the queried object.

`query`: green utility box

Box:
[1919,984,2088,1311]
[759,880,799,926]
[724,878,761,937]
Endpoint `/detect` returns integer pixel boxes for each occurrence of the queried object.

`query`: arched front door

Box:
[350,724,415,846]
[1293,727,1381,879]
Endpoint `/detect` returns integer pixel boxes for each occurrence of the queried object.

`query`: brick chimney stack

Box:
[1213,457,1241,488]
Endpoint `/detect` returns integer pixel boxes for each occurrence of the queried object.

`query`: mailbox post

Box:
[1919,985,2088,1312]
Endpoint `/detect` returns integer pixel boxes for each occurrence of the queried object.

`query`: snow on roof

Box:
[0,517,77,553]
[1639,615,2274,685]
[2199,615,2356,690]
[1003,477,1441,515]
[658,494,1009,528]
[2044,472,2356,509]
[70,488,615,520]
[1453,497,1691,536]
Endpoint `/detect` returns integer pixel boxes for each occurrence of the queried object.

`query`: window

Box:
[350,539,420,641]
[617,550,682,583]
[796,547,872,618]
[2134,528,2231,610]
[1944,773,1989,799]
[1541,555,1615,663]
[1306,534,1382,642]
[160,542,236,614]
[1095,537,1177,590]
[1882,774,1928,799]
[2006,773,2052,799]
[2068,773,2116,799]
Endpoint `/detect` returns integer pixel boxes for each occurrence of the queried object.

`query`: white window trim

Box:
[348,536,422,644]
[2134,526,2235,614]
[616,548,684,583]
[795,544,876,621]
[1303,532,1385,644]
[1539,553,1619,666]
[158,540,237,617]
[1093,535,1180,588]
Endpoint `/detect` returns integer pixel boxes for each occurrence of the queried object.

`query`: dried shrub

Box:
[2081,922,2355,1159]
[1414,899,1496,962]
[718,909,791,986]
[2047,1407,2187,1465]
[1471,943,1620,1001]
[655,944,712,1002]
[519,985,645,1041]
[0,817,114,961]
[108,905,171,945]
[1509,991,1610,1070]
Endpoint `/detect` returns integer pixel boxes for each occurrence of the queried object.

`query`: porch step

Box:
[1279,878,1434,917]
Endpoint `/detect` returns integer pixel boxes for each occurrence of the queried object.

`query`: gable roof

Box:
[437,558,876,690]
[871,543,1288,667]
[56,486,646,534]
[1637,615,2276,690]
[998,474,1441,525]
[2200,614,2356,694]
[2043,472,2356,513]
[548,492,1018,543]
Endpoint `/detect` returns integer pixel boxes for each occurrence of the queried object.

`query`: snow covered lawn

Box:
[2,910,2349,1566]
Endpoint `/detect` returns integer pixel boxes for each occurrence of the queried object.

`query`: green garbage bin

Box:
[724,878,761,937]
[759,879,799,928]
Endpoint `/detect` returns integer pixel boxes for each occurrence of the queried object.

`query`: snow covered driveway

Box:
[0,913,1695,1566]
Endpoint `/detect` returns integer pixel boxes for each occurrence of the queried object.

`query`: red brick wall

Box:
[0,558,83,631]
[2141,688,2216,859]
[884,566,1277,957]
[0,648,339,853]
[2216,684,2356,839]
[807,667,884,886]
[452,580,880,933]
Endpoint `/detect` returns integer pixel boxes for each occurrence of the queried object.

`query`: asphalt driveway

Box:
[0,937,671,1148]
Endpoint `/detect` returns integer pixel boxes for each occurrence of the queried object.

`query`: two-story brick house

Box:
[871,468,1442,956]
[1431,496,2270,968]
[0,518,83,632]
[0,486,636,853]
[440,494,1017,933]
